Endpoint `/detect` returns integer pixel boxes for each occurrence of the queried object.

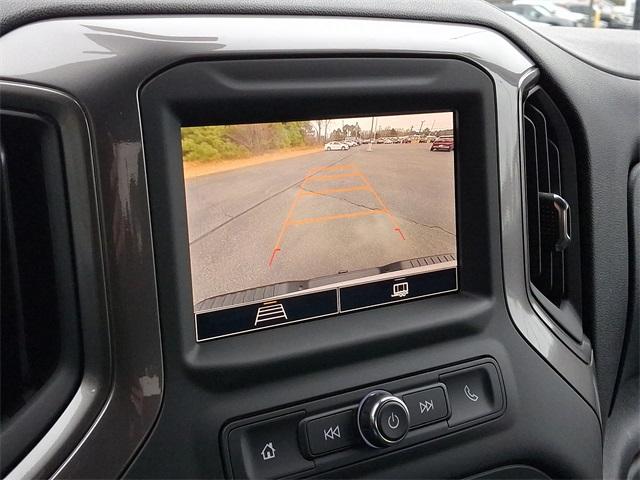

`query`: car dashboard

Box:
[1,2,638,479]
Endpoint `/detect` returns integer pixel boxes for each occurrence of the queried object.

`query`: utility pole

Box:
[419,120,425,134]
[368,116,375,152]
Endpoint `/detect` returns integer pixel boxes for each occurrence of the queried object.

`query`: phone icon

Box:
[464,384,479,402]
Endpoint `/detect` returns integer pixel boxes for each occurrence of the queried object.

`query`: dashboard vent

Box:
[522,87,583,343]
[0,111,81,475]
[524,99,568,304]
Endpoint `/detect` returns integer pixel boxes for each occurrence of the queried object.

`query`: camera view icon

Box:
[255,302,288,326]
[391,281,409,299]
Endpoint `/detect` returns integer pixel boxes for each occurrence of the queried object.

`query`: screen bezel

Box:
[140,56,499,356]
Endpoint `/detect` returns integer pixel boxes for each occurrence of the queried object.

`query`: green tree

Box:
[181,121,313,163]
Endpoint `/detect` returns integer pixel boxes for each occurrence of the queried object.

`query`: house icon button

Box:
[260,442,276,461]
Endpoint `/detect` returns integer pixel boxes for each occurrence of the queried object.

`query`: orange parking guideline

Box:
[288,209,385,226]
[299,185,370,196]
[355,168,406,241]
[268,189,302,266]
[268,163,405,266]
[303,172,359,183]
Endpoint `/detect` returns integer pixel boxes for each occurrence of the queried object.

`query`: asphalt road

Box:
[186,143,456,305]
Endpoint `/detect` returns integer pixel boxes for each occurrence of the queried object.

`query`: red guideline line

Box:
[268,248,281,267]
[394,227,406,240]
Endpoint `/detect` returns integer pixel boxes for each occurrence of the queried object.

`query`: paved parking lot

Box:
[186,143,456,305]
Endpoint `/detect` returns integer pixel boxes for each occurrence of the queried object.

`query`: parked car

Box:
[505,10,554,26]
[324,141,349,151]
[401,137,412,143]
[562,2,633,28]
[430,135,455,152]
[496,3,577,26]
[383,138,394,144]
[513,0,588,25]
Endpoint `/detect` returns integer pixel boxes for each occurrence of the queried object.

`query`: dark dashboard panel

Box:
[1,4,636,479]
[2,0,633,423]
[131,54,599,478]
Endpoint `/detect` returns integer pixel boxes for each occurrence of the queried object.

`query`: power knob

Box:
[357,390,410,448]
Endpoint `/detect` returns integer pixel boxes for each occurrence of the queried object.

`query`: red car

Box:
[430,135,455,152]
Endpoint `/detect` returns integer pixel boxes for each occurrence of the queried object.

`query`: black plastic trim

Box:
[0,110,81,475]
[0,82,111,480]
[221,357,506,479]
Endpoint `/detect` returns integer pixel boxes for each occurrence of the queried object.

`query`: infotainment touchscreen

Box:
[182,112,457,341]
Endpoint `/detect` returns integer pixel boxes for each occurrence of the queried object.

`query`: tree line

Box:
[181,121,315,163]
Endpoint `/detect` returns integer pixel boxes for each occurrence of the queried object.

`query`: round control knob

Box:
[357,390,410,448]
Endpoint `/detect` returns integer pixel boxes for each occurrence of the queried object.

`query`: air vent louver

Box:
[523,87,583,343]
[524,102,568,305]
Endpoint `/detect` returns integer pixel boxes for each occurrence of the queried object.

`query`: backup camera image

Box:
[182,112,457,340]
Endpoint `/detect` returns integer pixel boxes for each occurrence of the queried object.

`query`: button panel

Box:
[222,358,504,479]
[304,410,358,456]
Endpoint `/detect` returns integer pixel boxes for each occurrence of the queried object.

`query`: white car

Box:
[513,0,588,24]
[324,141,349,151]
[506,10,553,26]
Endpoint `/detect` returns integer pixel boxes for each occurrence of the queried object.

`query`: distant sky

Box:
[320,112,453,133]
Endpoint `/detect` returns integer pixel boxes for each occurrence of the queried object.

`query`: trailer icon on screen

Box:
[391,281,409,298]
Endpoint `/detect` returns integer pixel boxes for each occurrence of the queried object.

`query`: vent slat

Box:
[522,87,583,343]
[524,96,568,306]
[524,116,542,277]
[548,140,562,196]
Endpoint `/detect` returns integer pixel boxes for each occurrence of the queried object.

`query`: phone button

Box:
[440,363,503,427]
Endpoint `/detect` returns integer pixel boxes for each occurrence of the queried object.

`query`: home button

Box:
[228,412,313,479]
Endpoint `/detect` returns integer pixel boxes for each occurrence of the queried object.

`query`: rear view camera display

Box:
[182,112,457,341]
